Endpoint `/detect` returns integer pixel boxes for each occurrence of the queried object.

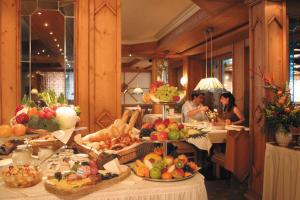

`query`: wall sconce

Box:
[180,76,187,86]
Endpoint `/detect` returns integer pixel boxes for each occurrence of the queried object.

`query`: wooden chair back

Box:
[224,129,251,182]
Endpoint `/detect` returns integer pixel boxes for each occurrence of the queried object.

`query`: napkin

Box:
[51,128,74,144]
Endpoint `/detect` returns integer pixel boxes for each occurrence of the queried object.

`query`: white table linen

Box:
[143,114,182,123]
[0,173,208,200]
[263,143,300,200]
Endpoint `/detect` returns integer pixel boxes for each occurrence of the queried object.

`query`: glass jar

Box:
[12,145,33,165]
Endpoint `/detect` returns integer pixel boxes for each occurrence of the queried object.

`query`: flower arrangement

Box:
[255,68,300,134]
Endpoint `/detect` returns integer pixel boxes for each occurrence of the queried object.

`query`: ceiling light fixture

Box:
[49,32,53,35]
[37,52,40,55]
[57,44,60,47]
[54,38,57,42]
[37,12,42,15]
[42,49,45,53]
[47,54,50,57]
[129,54,132,57]
[59,48,63,51]
[44,23,48,27]
[194,27,223,91]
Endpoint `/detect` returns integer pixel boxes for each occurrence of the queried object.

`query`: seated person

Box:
[219,92,245,125]
[182,91,209,122]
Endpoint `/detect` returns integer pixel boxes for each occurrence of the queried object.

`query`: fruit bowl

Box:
[131,151,200,182]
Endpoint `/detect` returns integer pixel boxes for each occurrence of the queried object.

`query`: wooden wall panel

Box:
[245,0,288,199]
[75,0,121,132]
[187,55,206,99]
[0,0,20,124]
[233,40,246,115]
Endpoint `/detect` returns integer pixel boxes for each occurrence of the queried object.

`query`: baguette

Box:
[121,110,130,124]
[126,110,139,133]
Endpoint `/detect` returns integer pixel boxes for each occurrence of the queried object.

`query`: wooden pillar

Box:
[187,55,206,99]
[245,0,288,199]
[75,0,121,132]
[233,39,250,125]
[0,0,20,124]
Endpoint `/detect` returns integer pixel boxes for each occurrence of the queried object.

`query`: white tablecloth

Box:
[0,173,207,200]
[143,114,182,123]
[263,143,300,200]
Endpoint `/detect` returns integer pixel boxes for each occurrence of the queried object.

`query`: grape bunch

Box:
[154,84,179,102]
[140,127,155,138]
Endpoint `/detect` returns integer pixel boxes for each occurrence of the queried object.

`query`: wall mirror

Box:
[21,0,75,103]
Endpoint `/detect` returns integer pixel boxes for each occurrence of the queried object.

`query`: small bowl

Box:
[1,165,42,188]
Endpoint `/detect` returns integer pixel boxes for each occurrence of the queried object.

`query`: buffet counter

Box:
[0,173,208,200]
[263,143,300,200]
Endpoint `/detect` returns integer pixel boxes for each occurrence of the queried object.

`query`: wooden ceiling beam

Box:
[181,23,248,56]
[121,58,140,68]
[192,0,242,15]
[157,2,248,55]
[122,42,157,57]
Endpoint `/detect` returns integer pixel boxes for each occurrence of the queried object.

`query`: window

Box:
[289,17,300,103]
[222,58,233,93]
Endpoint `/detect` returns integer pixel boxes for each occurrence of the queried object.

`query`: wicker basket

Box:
[73,134,155,164]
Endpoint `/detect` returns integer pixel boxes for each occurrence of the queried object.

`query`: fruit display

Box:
[75,110,141,153]
[11,90,80,133]
[143,81,184,103]
[132,149,199,181]
[140,118,188,141]
[1,165,42,188]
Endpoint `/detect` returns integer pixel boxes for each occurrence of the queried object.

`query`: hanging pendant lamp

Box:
[194,27,223,91]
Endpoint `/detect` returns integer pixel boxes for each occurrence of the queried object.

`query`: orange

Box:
[0,125,13,138]
[28,107,39,117]
[161,172,172,180]
[13,124,27,136]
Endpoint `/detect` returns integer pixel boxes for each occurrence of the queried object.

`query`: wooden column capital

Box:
[245,0,283,7]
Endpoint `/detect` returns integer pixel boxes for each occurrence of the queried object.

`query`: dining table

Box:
[0,172,208,200]
[184,123,249,152]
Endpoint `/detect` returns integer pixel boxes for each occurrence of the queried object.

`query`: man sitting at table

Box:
[182,91,209,122]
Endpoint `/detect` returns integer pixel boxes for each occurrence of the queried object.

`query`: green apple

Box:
[150,167,161,179]
[168,130,180,140]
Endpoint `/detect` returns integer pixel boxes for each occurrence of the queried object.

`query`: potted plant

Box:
[256,69,300,146]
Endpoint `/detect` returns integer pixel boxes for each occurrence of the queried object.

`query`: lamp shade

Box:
[194,77,223,91]
[132,87,144,94]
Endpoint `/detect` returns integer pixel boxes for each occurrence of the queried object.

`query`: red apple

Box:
[157,131,168,141]
[163,119,170,126]
[178,123,184,130]
[150,132,158,140]
[154,118,163,126]
[172,168,184,178]
[173,96,180,102]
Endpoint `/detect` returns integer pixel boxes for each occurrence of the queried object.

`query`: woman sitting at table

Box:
[182,91,209,122]
[219,92,245,125]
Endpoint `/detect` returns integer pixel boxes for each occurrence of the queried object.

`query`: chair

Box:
[211,129,251,182]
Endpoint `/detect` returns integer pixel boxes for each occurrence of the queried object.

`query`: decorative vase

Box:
[275,129,292,147]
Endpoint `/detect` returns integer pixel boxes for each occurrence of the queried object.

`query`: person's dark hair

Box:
[220,92,236,112]
[191,91,205,100]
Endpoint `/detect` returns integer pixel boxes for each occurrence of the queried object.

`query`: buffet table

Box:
[263,143,300,200]
[0,173,207,200]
